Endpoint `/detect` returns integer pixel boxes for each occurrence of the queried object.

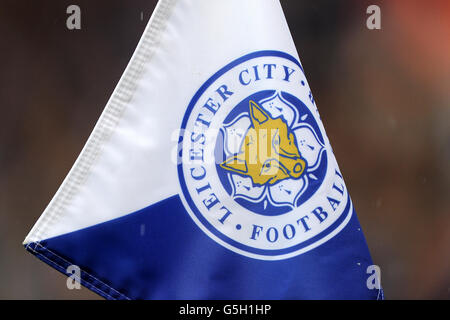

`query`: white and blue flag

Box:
[24,0,382,299]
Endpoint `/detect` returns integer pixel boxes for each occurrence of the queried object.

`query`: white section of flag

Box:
[24,0,300,244]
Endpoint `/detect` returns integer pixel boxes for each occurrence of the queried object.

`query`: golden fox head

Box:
[220,100,306,185]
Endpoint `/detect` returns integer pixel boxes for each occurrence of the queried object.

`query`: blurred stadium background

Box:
[0,0,448,299]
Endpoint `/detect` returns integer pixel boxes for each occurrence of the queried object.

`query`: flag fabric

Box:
[24,0,383,300]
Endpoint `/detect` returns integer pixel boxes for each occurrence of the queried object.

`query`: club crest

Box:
[178,51,352,260]
[220,99,307,186]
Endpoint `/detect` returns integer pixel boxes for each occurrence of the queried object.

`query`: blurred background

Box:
[0,0,448,299]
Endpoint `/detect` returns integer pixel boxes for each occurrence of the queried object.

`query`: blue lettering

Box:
[250,224,263,240]
[203,97,220,114]
[216,85,233,102]
[283,65,295,81]
[218,206,232,224]
[263,63,276,79]
[327,196,340,211]
[239,69,251,86]
[266,227,278,243]
[195,113,210,128]
[253,65,260,81]
[190,132,205,144]
[297,215,311,232]
[190,166,206,180]
[189,149,203,161]
[311,206,328,223]
[283,224,296,239]
[202,193,220,210]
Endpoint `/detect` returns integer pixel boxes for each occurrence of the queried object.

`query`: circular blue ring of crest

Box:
[178,50,351,257]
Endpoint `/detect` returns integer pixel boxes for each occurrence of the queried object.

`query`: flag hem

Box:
[25,241,130,300]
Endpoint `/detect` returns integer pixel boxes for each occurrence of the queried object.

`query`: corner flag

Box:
[24,0,382,299]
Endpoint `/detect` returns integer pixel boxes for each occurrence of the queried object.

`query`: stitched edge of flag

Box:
[377,287,385,300]
[25,242,131,300]
[23,0,177,245]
